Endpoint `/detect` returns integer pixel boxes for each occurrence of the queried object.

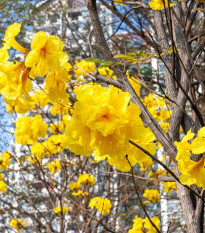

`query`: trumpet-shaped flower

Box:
[3,23,28,54]
[25,32,68,77]
[89,197,112,215]
[178,157,205,188]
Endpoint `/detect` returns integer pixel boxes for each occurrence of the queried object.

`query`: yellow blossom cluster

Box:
[48,160,61,174]
[0,151,11,194]
[89,197,112,215]
[142,93,171,133]
[66,84,156,171]
[0,23,71,114]
[10,219,27,230]
[14,115,48,145]
[69,173,95,196]
[163,182,177,193]
[72,191,89,197]
[175,128,205,189]
[32,89,49,109]
[50,100,71,116]
[28,134,67,162]
[54,206,71,214]
[143,189,160,203]
[129,215,160,233]
[74,60,95,77]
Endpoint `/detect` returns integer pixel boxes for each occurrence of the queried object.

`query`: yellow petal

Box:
[25,50,40,68]
[31,31,47,50]
[191,137,205,154]
[198,127,205,138]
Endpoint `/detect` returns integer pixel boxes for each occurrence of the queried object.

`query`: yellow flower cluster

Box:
[10,219,27,230]
[54,206,71,214]
[143,189,160,203]
[0,151,11,194]
[25,31,68,77]
[45,67,69,102]
[175,128,205,189]
[14,115,48,145]
[69,173,95,195]
[48,160,61,174]
[0,180,7,194]
[142,93,171,133]
[98,67,116,79]
[0,151,10,170]
[50,100,71,116]
[163,182,177,193]
[74,60,95,77]
[0,23,71,114]
[32,89,49,109]
[129,215,160,233]
[66,84,156,171]
[89,197,112,215]
[72,191,89,197]
[29,134,67,162]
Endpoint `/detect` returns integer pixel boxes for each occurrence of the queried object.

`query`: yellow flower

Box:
[163,182,177,193]
[14,115,48,145]
[78,174,95,185]
[0,61,33,113]
[178,157,205,188]
[144,216,160,233]
[143,189,160,203]
[89,197,112,215]
[66,84,156,167]
[30,143,47,161]
[149,0,174,10]
[54,206,70,214]
[0,181,7,193]
[44,134,67,154]
[0,173,3,181]
[0,151,11,170]
[156,169,166,176]
[98,67,116,79]
[32,89,49,108]
[128,215,144,233]
[48,160,61,174]
[69,182,81,191]
[65,118,93,156]
[50,99,71,116]
[74,60,95,77]
[3,23,28,54]
[45,67,69,102]
[72,191,89,196]
[139,159,154,171]
[10,219,27,230]
[25,31,68,77]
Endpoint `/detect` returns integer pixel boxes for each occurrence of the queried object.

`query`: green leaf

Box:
[85,57,104,63]
[99,61,114,68]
